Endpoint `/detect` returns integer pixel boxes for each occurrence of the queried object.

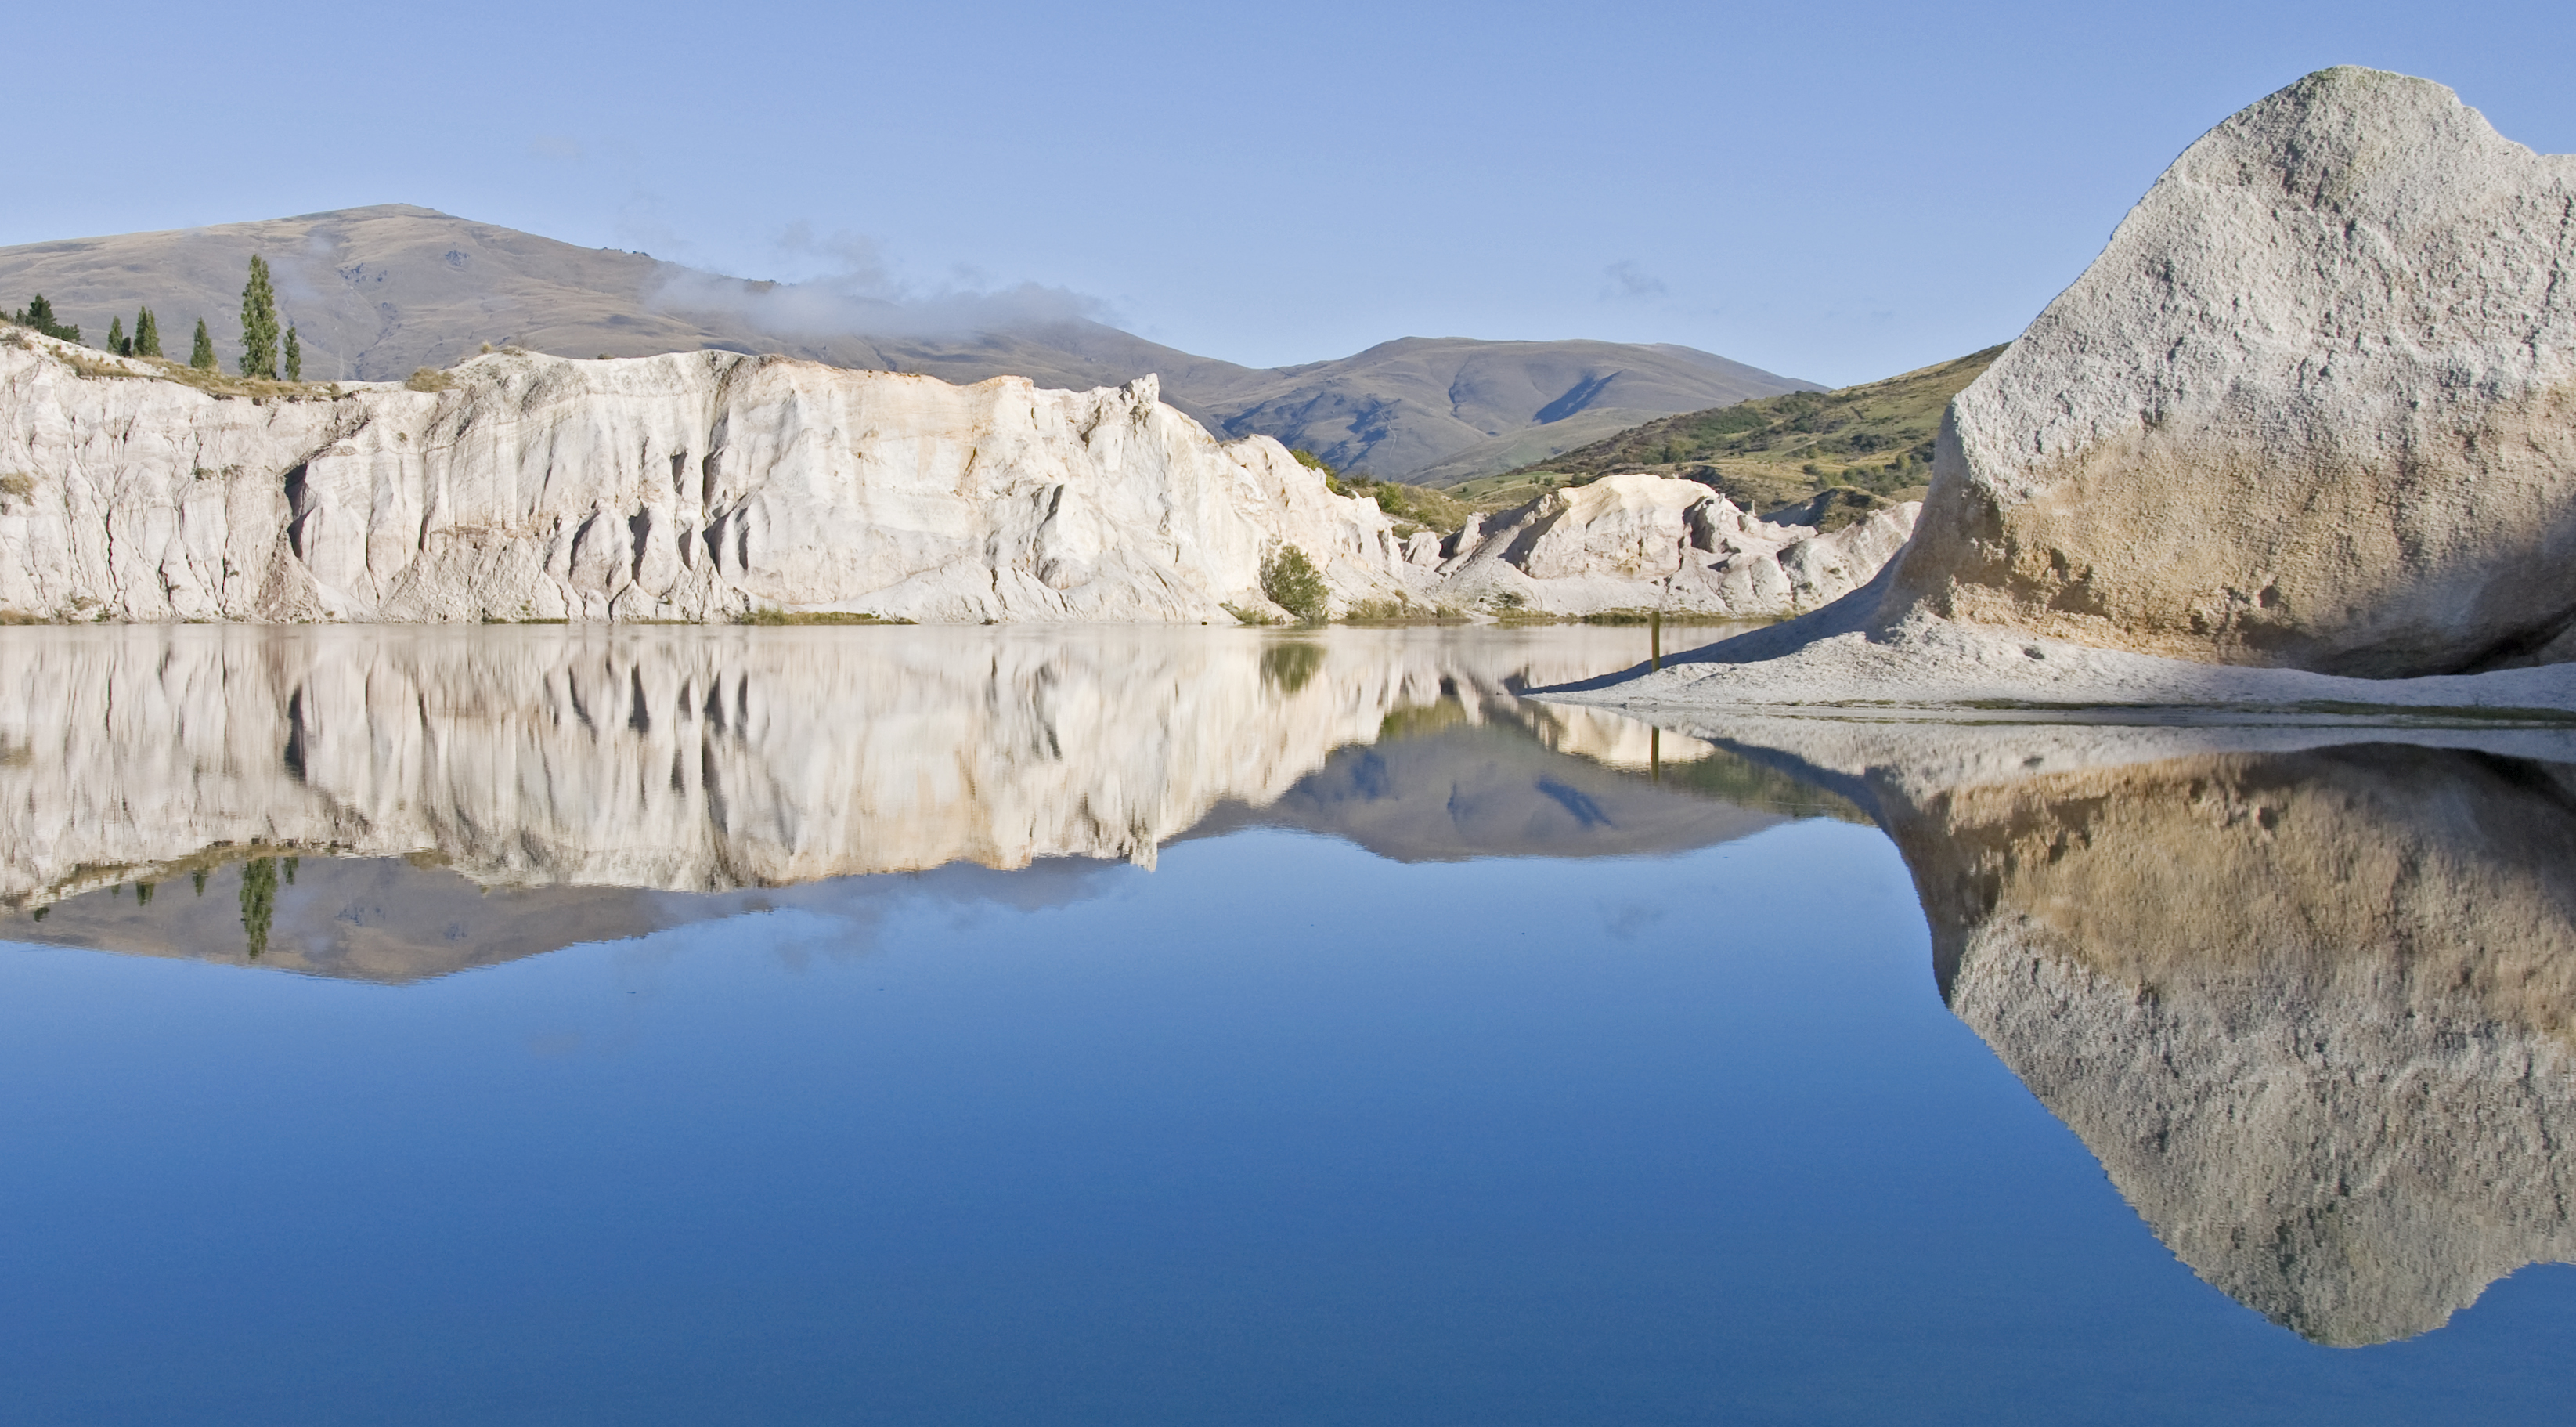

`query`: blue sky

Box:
[12,1,2572,385]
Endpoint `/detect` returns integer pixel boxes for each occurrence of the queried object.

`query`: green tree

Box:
[189,318,217,370]
[283,324,301,382]
[133,307,162,359]
[9,294,79,342]
[238,255,280,378]
[106,315,128,356]
[1260,545,1330,623]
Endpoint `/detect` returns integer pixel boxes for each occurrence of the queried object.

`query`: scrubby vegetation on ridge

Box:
[1293,447,1473,536]
[1451,345,2004,520]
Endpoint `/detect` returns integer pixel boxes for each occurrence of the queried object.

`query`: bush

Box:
[0,473,33,501]
[1260,545,1329,623]
[405,367,455,392]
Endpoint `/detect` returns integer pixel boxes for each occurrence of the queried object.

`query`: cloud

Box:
[644,220,1117,341]
[1600,259,1669,302]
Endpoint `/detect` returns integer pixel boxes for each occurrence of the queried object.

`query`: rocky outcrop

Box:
[1435,471,1918,616]
[0,338,1420,623]
[0,340,1914,625]
[1888,67,2576,677]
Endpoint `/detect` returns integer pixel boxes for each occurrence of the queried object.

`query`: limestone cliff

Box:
[0,338,1417,623]
[1888,67,2576,676]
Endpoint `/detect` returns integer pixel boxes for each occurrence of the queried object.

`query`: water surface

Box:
[2,625,2570,1423]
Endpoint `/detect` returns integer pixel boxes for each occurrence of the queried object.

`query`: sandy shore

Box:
[1537,596,2576,723]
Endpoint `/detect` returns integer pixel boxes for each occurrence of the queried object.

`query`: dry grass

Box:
[734,609,914,626]
[48,341,340,403]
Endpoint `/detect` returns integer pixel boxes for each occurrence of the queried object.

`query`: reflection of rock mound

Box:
[1822,734,2576,1344]
[1189,703,1857,862]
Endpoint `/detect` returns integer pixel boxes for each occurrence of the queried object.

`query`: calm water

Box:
[2,625,2571,1424]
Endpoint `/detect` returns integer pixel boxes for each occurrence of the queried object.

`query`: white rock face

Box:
[0,341,1422,623]
[0,340,1918,624]
[1889,67,2576,676]
[1437,471,1918,616]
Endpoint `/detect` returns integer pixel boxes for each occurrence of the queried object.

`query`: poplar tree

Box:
[283,324,301,382]
[133,307,162,359]
[107,316,128,356]
[189,318,217,370]
[238,255,280,379]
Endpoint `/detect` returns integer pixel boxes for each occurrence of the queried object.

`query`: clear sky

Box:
[10,1,2572,385]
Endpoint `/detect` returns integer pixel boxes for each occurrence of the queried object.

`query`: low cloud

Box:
[1600,259,1669,302]
[645,221,1115,340]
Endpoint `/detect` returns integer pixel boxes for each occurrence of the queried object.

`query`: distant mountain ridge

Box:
[0,204,1816,480]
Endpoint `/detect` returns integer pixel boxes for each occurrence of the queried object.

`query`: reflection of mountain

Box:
[1191,703,1856,862]
[1,626,1847,978]
[1679,716,2576,1345]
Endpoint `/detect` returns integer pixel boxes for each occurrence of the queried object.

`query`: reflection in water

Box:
[0,624,1843,979]
[1695,719,2576,1346]
[24,620,2576,1353]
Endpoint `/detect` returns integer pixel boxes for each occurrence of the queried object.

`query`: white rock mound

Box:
[0,340,1418,623]
[1434,471,1918,616]
[1891,67,2576,677]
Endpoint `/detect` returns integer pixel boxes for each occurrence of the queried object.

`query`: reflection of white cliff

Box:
[1681,717,2576,1346]
[0,625,1668,905]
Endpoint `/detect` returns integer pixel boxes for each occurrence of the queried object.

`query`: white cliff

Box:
[0,337,1920,625]
[0,338,1420,623]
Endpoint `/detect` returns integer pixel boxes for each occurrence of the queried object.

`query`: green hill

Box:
[1450,345,2004,520]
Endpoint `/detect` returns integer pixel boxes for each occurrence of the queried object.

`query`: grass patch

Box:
[55,345,341,403]
[1338,597,1468,625]
[733,609,913,625]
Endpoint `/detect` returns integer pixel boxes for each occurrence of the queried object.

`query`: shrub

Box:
[1259,545,1329,623]
[0,473,34,501]
[405,367,455,392]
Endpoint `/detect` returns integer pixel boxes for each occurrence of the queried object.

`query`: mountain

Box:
[0,204,1814,480]
[1459,345,2004,514]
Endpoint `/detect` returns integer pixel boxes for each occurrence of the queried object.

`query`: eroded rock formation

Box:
[1434,471,1918,616]
[0,341,1419,623]
[0,341,1919,626]
[1889,67,2576,676]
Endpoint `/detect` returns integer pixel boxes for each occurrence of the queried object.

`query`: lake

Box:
[2,624,2570,1424]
